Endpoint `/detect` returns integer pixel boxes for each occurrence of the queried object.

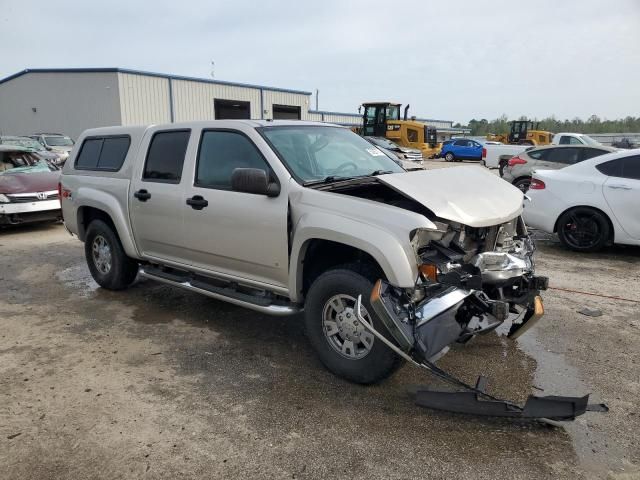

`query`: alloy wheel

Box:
[92,235,112,274]
[561,213,602,250]
[322,294,375,360]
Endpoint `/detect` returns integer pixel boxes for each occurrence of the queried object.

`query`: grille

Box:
[6,191,59,203]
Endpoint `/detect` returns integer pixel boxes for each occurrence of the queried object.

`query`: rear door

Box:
[600,155,640,239]
[180,128,290,288]
[129,129,192,264]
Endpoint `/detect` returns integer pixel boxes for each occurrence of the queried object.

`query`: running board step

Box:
[139,266,301,316]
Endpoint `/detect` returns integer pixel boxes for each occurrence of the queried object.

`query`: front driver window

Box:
[196,131,271,189]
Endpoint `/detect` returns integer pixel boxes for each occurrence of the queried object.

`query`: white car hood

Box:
[378,166,524,227]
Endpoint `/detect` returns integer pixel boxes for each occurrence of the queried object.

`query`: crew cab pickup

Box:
[60,120,547,385]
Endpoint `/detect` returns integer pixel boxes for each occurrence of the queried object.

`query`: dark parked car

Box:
[439,138,483,162]
[0,146,61,225]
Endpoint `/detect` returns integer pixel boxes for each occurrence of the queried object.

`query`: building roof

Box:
[0,68,313,96]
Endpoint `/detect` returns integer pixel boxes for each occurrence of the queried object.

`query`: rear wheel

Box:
[513,177,531,193]
[85,219,139,290]
[445,152,455,162]
[304,267,401,384]
[557,208,610,252]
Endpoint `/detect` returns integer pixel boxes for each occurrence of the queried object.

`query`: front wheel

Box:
[557,208,610,252]
[304,268,401,384]
[444,152,455,162]
[85,219,139,290]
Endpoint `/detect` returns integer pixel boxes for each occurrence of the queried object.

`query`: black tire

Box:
[85,219,139,290]
[444,152,455,162]
[557,207,610,252]
[304,266,402,384]
[513,177,531,193]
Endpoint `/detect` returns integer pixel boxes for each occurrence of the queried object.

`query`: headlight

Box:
[0,194,10,203]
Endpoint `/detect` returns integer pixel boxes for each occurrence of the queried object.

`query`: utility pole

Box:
[315,89,319,111]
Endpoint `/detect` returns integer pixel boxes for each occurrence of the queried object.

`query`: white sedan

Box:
[523,149,640,252]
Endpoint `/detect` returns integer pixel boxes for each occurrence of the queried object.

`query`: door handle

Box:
[134,189,151,201]
[186,195,209,210]
[607,184,632,190]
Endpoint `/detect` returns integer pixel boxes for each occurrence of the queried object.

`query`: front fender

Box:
[75,184,140,259]
[289,211,419,303]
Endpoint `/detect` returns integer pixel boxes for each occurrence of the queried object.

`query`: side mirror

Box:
[231,168,280,197]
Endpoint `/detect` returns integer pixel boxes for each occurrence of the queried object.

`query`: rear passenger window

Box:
[75,136,130,171]
[196,131,270,189]
[143,130,190,182]
[622,155,640,180]
[596,159,624,177]
[527,149,546,160]
[581,148,608,161]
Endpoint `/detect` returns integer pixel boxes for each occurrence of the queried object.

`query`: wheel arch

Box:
[289,222,418,304]
[76,196,139,259]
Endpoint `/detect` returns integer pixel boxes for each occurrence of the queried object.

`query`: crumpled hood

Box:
[378,166,524,227]
[0,171,60,194]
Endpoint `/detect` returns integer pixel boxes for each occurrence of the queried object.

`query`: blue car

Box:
[440,138,483,162]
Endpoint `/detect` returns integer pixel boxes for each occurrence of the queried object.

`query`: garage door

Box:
[214,99,251,119]
[273,104,301,120]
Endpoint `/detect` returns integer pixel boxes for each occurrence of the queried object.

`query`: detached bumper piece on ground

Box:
[354,281,608,423]
[415,377,609,422]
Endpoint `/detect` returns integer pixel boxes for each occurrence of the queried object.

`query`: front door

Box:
[129,129,192,264]
[602,155,640,239]
[363,105,387,137]
[180,128,290,289]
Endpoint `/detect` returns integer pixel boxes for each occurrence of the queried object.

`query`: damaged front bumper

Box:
[356,219,607,422]
[355,293,608,422]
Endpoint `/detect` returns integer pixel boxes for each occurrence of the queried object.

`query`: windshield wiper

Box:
[303,175,356,186]
[368,170,394,176]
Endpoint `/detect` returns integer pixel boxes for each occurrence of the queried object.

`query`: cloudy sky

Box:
[1,0,638,124]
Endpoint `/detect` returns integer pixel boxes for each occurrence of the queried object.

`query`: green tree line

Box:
[457,115,640,136]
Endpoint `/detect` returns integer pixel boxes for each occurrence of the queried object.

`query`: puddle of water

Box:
[517,329,621,477]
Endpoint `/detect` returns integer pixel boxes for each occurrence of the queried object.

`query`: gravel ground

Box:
[1,214,639,479]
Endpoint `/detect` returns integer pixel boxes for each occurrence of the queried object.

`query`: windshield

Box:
[0,151,54,175]
[44,136,74,147]
[366,136,400,150]
[1,137,45,151]
[581,135,602,146]
[262,126,404,183]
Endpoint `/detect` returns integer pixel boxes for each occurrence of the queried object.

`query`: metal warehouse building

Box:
[0,68,464,139]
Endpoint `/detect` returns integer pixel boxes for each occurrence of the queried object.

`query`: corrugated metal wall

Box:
[262,90,309,119]
[171,79,261,121]
[0,72,121,139]
[118,73,171,125]
[307,111,362,126]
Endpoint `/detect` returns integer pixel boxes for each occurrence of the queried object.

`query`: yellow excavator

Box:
[359,102,442,158]
[487,120,553,146]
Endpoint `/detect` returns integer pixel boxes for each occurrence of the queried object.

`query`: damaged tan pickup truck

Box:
[60,121,606,421]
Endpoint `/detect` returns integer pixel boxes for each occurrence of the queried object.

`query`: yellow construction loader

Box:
[359,102,442,158]
[487,120,553,146]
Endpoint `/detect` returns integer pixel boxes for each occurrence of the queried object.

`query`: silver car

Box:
[502,144,616,192]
